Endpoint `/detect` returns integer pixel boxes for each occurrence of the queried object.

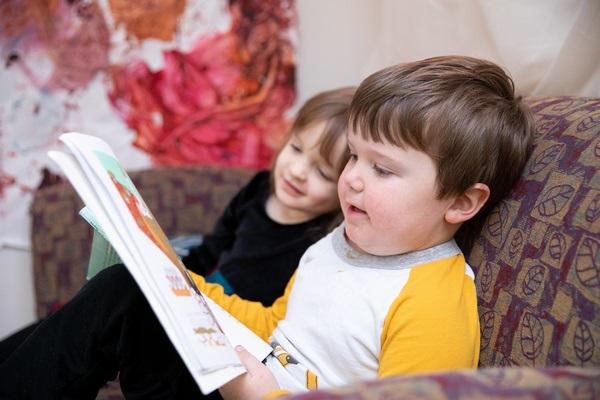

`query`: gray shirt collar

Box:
[331,223,462,269]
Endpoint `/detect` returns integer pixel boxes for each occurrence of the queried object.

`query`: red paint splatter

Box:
[107,0,296,169]
[0,173,16,199]
[108,0,186,41]
[0,0,110,91]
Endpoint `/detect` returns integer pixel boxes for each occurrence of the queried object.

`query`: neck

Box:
[265,194,315,224]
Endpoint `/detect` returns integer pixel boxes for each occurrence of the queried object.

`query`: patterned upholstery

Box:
[469,97,600,368]
[30,97,599,399]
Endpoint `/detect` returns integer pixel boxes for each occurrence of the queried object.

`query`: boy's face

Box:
[272,121,345,222]
[338,131,456,256]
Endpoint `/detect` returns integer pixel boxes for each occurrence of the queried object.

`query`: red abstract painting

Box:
[0,0,297,248]
[108,0,296,168]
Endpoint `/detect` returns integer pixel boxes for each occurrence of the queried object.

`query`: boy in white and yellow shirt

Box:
[0,55,534,400]
[207,55,535,399]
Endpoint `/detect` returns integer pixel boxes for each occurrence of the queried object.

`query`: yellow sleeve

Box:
[190,271,295,341]
[378,256,480,377]
[263,389,291,399]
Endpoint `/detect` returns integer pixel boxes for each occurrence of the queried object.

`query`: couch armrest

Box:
[281,367,600,399]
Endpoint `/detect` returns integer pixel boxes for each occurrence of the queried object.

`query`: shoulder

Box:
[233,170,270,204]
[384,253,478,327]
[242,170,271,195]
[403,254,472,300]
[248,170,270,187]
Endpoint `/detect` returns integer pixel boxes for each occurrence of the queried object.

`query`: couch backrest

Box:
[468,97,600,368]
[30,165,254,318]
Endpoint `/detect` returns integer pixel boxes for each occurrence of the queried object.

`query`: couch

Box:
[30,96,600,399]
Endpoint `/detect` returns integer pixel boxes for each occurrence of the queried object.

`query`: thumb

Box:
[234,345,262,373]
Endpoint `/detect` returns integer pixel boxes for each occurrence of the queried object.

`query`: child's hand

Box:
[219,345,280,400]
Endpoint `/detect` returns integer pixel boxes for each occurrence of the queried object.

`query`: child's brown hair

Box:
[349,55,535,253]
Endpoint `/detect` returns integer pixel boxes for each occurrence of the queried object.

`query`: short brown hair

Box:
[350,55,535,252]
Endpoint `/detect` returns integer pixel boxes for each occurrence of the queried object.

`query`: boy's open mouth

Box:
[349,205,367,215]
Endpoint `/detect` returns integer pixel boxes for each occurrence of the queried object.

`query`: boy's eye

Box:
[348,153,358,162]
[290,143,302,153]
[373,164,391,177]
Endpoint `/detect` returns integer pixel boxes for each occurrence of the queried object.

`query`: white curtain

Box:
[296,0,600,104]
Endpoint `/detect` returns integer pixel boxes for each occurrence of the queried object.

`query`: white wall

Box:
[0,246,36,339]
[296,0,600,104]
[296,0,381,104]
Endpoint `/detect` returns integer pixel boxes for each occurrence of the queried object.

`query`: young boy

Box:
[212,55,535,399]
[0,56,534,400]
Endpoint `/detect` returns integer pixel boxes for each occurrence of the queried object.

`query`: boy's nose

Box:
[343,166,364,192]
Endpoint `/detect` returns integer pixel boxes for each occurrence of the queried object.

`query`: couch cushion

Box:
[469,97,600,367]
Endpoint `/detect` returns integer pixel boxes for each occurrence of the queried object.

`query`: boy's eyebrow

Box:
[347,135,401,167]
[371,151,402,167]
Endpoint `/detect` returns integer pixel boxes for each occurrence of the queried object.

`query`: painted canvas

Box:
[0,0,296,249]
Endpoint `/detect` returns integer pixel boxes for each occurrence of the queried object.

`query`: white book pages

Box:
[49,132,272,394]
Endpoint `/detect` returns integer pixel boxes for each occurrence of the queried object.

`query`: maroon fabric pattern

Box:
[468,97,600,368]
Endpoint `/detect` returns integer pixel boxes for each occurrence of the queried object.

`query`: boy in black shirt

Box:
[183,87,355,305]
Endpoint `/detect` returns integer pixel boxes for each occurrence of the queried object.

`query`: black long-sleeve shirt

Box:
[182,171,336,306]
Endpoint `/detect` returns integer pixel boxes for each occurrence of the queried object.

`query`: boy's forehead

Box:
[346,129,438,171]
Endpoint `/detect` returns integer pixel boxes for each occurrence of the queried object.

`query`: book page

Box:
[81,206,271,359]
[50,133,272,394]
[80,207,123,279]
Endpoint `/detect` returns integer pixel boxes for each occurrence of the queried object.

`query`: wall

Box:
[296,0,600,104]
[0,246,36,338]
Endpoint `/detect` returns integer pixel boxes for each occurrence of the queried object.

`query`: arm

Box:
[191,271,294,341]
[378,256,480,377]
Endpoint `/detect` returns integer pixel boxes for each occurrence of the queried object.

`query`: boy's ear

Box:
[445,183,490,224]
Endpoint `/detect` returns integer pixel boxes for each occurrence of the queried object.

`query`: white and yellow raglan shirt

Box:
[191,224,480,394]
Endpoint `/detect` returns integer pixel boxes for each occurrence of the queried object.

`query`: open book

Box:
[48,132,272,394]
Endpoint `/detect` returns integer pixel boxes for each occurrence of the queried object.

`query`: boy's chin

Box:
[343,226,382,255]
[343,226,407,257]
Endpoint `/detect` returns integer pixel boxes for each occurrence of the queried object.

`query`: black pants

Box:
[0,264,220,399]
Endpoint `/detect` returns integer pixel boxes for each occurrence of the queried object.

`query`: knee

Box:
[79,264,152,324]
[89,264,139,296]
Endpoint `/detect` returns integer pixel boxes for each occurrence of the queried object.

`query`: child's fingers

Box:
[234,345,263,375]
[219,346,279,400]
